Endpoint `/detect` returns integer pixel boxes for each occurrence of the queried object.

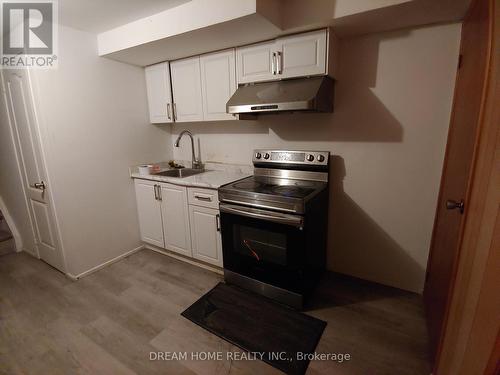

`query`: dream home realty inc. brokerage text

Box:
[149,351,352,363]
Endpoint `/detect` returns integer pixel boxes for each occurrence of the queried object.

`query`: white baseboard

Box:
[66,245,145,280]
[144,244,223,275]
[65,273,78,281]
[22,248,39,258]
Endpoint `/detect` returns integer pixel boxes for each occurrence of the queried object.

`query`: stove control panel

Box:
[253,150,330,166]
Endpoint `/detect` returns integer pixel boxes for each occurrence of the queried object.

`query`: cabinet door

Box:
[200,49,237,121]
[170,56,204,122]
[236,40,277,84]
[278,29,327,79]
[134,179,164,247]
[159,183,192,257]
[189,206,222,267]
[144,62,173,123]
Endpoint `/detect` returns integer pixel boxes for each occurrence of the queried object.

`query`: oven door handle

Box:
[220,204,304,229]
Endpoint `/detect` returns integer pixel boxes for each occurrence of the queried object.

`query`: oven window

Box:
[220,209,307,292]
[233,225,287,266]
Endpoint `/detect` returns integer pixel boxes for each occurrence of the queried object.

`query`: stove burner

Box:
[233,181,263,190]
[272,185,309,197]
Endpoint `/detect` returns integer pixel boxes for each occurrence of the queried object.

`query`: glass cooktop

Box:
[223,176,325,200]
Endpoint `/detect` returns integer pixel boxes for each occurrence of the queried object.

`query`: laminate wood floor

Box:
[0,250,430,375]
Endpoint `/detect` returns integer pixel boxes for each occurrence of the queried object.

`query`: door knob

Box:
[446,199,464,214]
[30,181,46,191]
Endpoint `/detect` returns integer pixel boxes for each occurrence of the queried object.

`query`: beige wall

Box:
[0,21,461,291]
[171,23,462,293]
[31,25,172,276]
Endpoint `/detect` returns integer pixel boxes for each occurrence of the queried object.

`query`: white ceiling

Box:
[59,0,191,34]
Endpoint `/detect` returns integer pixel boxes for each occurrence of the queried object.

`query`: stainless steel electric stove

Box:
[218,149,330,309]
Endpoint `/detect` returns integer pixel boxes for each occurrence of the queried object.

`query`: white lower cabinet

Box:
[134,180,223,266]
[189,205,222,267]
[134,179,164,248]
[160,183,192,257]
[134,179,191,257]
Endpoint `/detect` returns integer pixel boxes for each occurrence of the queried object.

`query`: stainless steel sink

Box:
[154,168,204,178]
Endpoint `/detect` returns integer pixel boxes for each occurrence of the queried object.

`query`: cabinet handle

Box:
[157,185,162,201]
[194,195,212,202]
[153,185,158,200]
[272,52,277,75]
[167,103,171,120]
[172,103,177,121]
[276,51,282,74]
[216,214,221,232]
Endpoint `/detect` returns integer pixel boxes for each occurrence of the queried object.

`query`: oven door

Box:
[219,203,306,293]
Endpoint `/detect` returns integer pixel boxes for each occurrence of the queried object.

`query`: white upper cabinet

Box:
[200,49,237,121]
[145,62,173,123]
[144,29,330,122]
[170,56,204,122]
[236,40,276,84]
[236,29,329,84]
[278,29,327,79]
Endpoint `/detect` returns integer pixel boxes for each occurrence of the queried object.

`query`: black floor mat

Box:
[181,282,326,375]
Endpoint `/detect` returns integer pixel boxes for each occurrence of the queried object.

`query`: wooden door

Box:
[200,49,237,121]
[159,183,192,257]
[278,29,327,79]
[424,0,492,362]
[134,179,164,248]
[189,205,222,266]
[145,62,173,124]
[236,40,277,84]
[2,70,65,271]
[170,56,204,122]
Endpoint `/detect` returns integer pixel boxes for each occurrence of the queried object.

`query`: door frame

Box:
[433,0,499,372]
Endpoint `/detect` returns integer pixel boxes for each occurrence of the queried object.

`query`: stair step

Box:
[0,229,13,242]
[0,238,15,256]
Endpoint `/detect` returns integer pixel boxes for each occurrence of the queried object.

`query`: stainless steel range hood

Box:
[226,76,334,115]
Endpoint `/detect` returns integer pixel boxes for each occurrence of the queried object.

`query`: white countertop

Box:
[130,161,252,189]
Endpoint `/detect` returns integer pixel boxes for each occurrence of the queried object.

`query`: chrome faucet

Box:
[174,130,202,169]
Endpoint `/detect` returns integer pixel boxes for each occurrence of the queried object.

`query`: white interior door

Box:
[145,62,173,124]
[200,49,237,121]
[170,56,204,122]
[2,70,65,271]
[159,183,192,257]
